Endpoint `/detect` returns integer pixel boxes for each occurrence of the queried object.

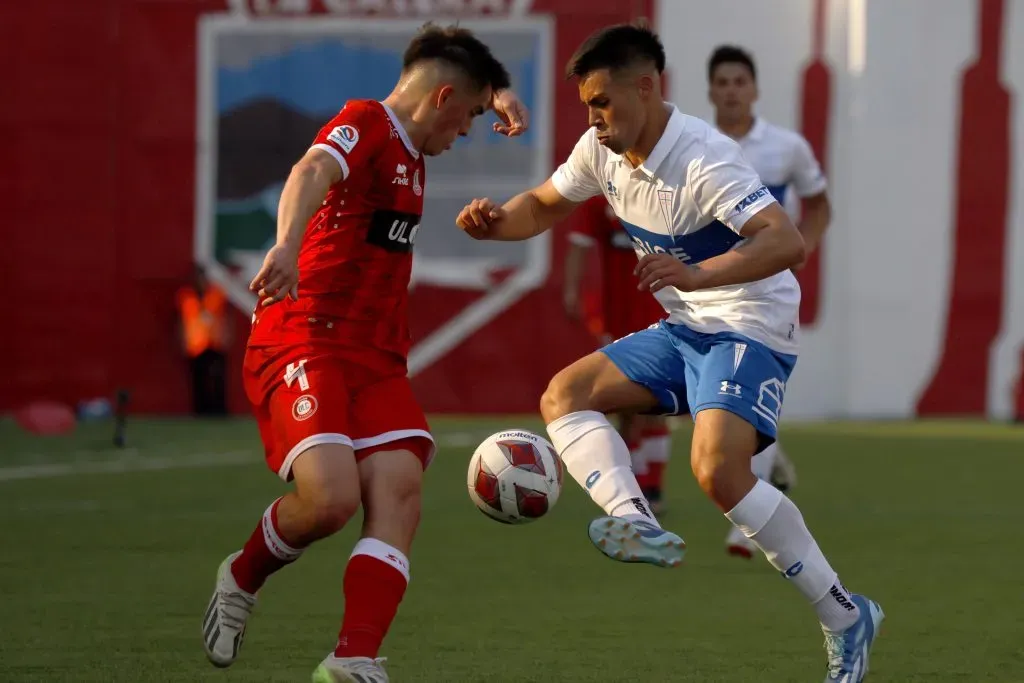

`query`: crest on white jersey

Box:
[657,188,675,231]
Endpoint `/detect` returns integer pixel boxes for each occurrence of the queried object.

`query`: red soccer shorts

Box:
[243,345,435,481]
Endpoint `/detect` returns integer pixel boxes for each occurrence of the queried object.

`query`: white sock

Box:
[630,439,650,476]
[642,435,671,464]
[750,442,778,481]
[725,480,860,632]
[547,410,659,526]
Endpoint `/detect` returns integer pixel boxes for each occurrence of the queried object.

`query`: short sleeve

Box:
[310,102,387,182]
[790,134,828,198]
[550,129,603,202]
[566,196,611,247]
[689,138,778,233]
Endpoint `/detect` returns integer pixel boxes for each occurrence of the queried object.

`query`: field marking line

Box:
[0,431,489,482]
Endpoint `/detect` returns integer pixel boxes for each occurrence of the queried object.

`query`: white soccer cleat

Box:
[725,525,758,559]
[312,655,390,683]
[202,551,257,668]
[587,516,686,567]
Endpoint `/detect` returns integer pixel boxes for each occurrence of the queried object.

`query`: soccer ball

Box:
[467,429,563,524]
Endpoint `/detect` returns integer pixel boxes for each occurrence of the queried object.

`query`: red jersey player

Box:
[201,25,524,682]
[561,196,673,511]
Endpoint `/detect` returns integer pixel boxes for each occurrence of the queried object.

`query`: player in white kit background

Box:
[706,44,834,559]
[456,24,882,682]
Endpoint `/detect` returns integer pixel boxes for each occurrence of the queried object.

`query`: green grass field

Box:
[2,417,1023,682]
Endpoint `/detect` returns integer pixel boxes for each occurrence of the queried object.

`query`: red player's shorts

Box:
[242,344,435,481]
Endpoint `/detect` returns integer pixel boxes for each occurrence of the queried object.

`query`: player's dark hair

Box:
[565,21,666,80]
[403,23,511,93]
[707,45,757,83]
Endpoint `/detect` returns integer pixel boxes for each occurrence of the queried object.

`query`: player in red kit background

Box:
[562,196,673,511]
[201,24,525,683]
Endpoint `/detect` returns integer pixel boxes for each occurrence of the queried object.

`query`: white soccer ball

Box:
[467,429,563,524]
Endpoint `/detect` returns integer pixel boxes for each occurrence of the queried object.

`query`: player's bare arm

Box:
[793,191,831,268]
[635,202,805,293]
[249,148,342,305]
[456,179,579,241]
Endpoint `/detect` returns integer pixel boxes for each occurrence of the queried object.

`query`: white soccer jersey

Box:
[551,104,800,354]
[728,117,827,220]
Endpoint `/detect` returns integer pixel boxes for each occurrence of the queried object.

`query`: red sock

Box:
[230,497,304,594]
[628,439,655,489]
[335,539,410,659]
[646,461,666,489]
[639,427,671,490]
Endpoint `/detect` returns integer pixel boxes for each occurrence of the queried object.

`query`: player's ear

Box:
[636,73,654,101]
[435,84,455,110]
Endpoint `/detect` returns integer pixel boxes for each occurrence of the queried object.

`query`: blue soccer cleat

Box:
[822,594,885,682]
[587,516,686,568]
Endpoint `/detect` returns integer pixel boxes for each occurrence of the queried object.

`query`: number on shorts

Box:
[284,360,310,391]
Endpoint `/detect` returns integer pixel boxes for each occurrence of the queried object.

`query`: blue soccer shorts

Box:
[600,321,797,444]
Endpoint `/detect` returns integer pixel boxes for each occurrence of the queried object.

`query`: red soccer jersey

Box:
[568,196,665,340]
[248,100,425,360]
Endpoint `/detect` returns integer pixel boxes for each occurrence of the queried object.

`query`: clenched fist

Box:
[456,198,506,240]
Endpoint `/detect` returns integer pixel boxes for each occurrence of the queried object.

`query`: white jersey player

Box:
[456,24,881,683]
[706,44,833,558]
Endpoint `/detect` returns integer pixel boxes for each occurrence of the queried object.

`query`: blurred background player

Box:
[201,24,525,683]
[707,44,832,558]
[562,197,672,511]
[176,265,230,417]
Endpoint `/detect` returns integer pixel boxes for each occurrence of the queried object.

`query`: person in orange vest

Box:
[176,265,231,416]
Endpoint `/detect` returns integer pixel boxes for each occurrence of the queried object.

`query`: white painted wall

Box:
[659,0,1022,418]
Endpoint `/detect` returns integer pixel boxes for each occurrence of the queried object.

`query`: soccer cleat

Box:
[822,594,885,682]
[725,525,757,559]
[770,446,798,493]
[202,551,257,668]
[587,516,686,568]
[312,655,390,683]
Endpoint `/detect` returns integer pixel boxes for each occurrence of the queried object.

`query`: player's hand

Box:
[491,89,530,137]
[249,243,299,306]
[456,198,504,240]
[634,253,707,293]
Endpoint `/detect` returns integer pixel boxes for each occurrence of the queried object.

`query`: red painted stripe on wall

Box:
[918,0,1010,415]
[796,0,832,326]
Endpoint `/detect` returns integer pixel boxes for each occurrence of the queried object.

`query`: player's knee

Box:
[689,442,731,499]
[540,367,592,423]
[322,495,361,535]
[297,488,360,538]
[291,445,362,537]
[690,409,761,508]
